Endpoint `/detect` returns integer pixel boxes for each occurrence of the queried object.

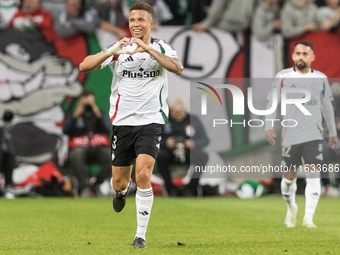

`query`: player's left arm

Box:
[147,48,183,75]
[321,78,338,149]
[127,38,183,75]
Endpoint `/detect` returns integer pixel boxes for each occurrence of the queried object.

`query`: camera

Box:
[3,111,14,122]
[84,104,93,118]
[174,136,186,163]
[83,104,95,134]
[84,104,92,113]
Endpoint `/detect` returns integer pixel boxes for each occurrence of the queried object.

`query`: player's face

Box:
[129,10,154,41]
[292,44,315,71]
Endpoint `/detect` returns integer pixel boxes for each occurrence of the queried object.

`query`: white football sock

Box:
[281,178,297,210]
[135,187,154,241]
[304,173,321,222]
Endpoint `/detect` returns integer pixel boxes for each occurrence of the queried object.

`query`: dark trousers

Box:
[0,149,15,186]
[156,148,209,196]
[68,146,111,193]
[1,128,15,187]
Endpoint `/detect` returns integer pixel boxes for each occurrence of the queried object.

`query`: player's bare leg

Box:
[111,165,133,212]
[303,164,320,228]
[133,154,155,249]
[282,169,298,227]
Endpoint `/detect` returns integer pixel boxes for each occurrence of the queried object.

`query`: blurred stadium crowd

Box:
[2,0,340,40]
[1,0,340,198]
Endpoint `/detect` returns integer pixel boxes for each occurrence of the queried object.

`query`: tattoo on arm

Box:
[155,51,168,60]
[170,59,180,70]
[154,51,182,70]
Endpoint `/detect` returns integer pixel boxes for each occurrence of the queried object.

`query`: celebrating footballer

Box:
[79,2,183,249]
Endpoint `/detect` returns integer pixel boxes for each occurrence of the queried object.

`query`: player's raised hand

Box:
[119,37,132,46]
[106,38,131,57]
[265,129,276,146]
[329,136,338,149]
[126,38,151,55]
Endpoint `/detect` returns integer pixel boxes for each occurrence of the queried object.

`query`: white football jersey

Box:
[265,67,336,146]
[101,38,178,126]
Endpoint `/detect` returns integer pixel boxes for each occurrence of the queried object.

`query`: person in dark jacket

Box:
[156,98,209,196]
[54,0,127,39]
[63,89,112,197]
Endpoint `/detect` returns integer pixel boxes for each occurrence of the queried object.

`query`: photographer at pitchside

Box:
[156,98,209,197]
[63,89,112,197]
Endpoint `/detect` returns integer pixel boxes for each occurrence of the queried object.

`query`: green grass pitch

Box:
[0,196,339,254]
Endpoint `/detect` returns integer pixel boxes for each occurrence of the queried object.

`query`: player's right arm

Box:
[79,37,130,73]
[320,77,338,149]
[79,51,111,73]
